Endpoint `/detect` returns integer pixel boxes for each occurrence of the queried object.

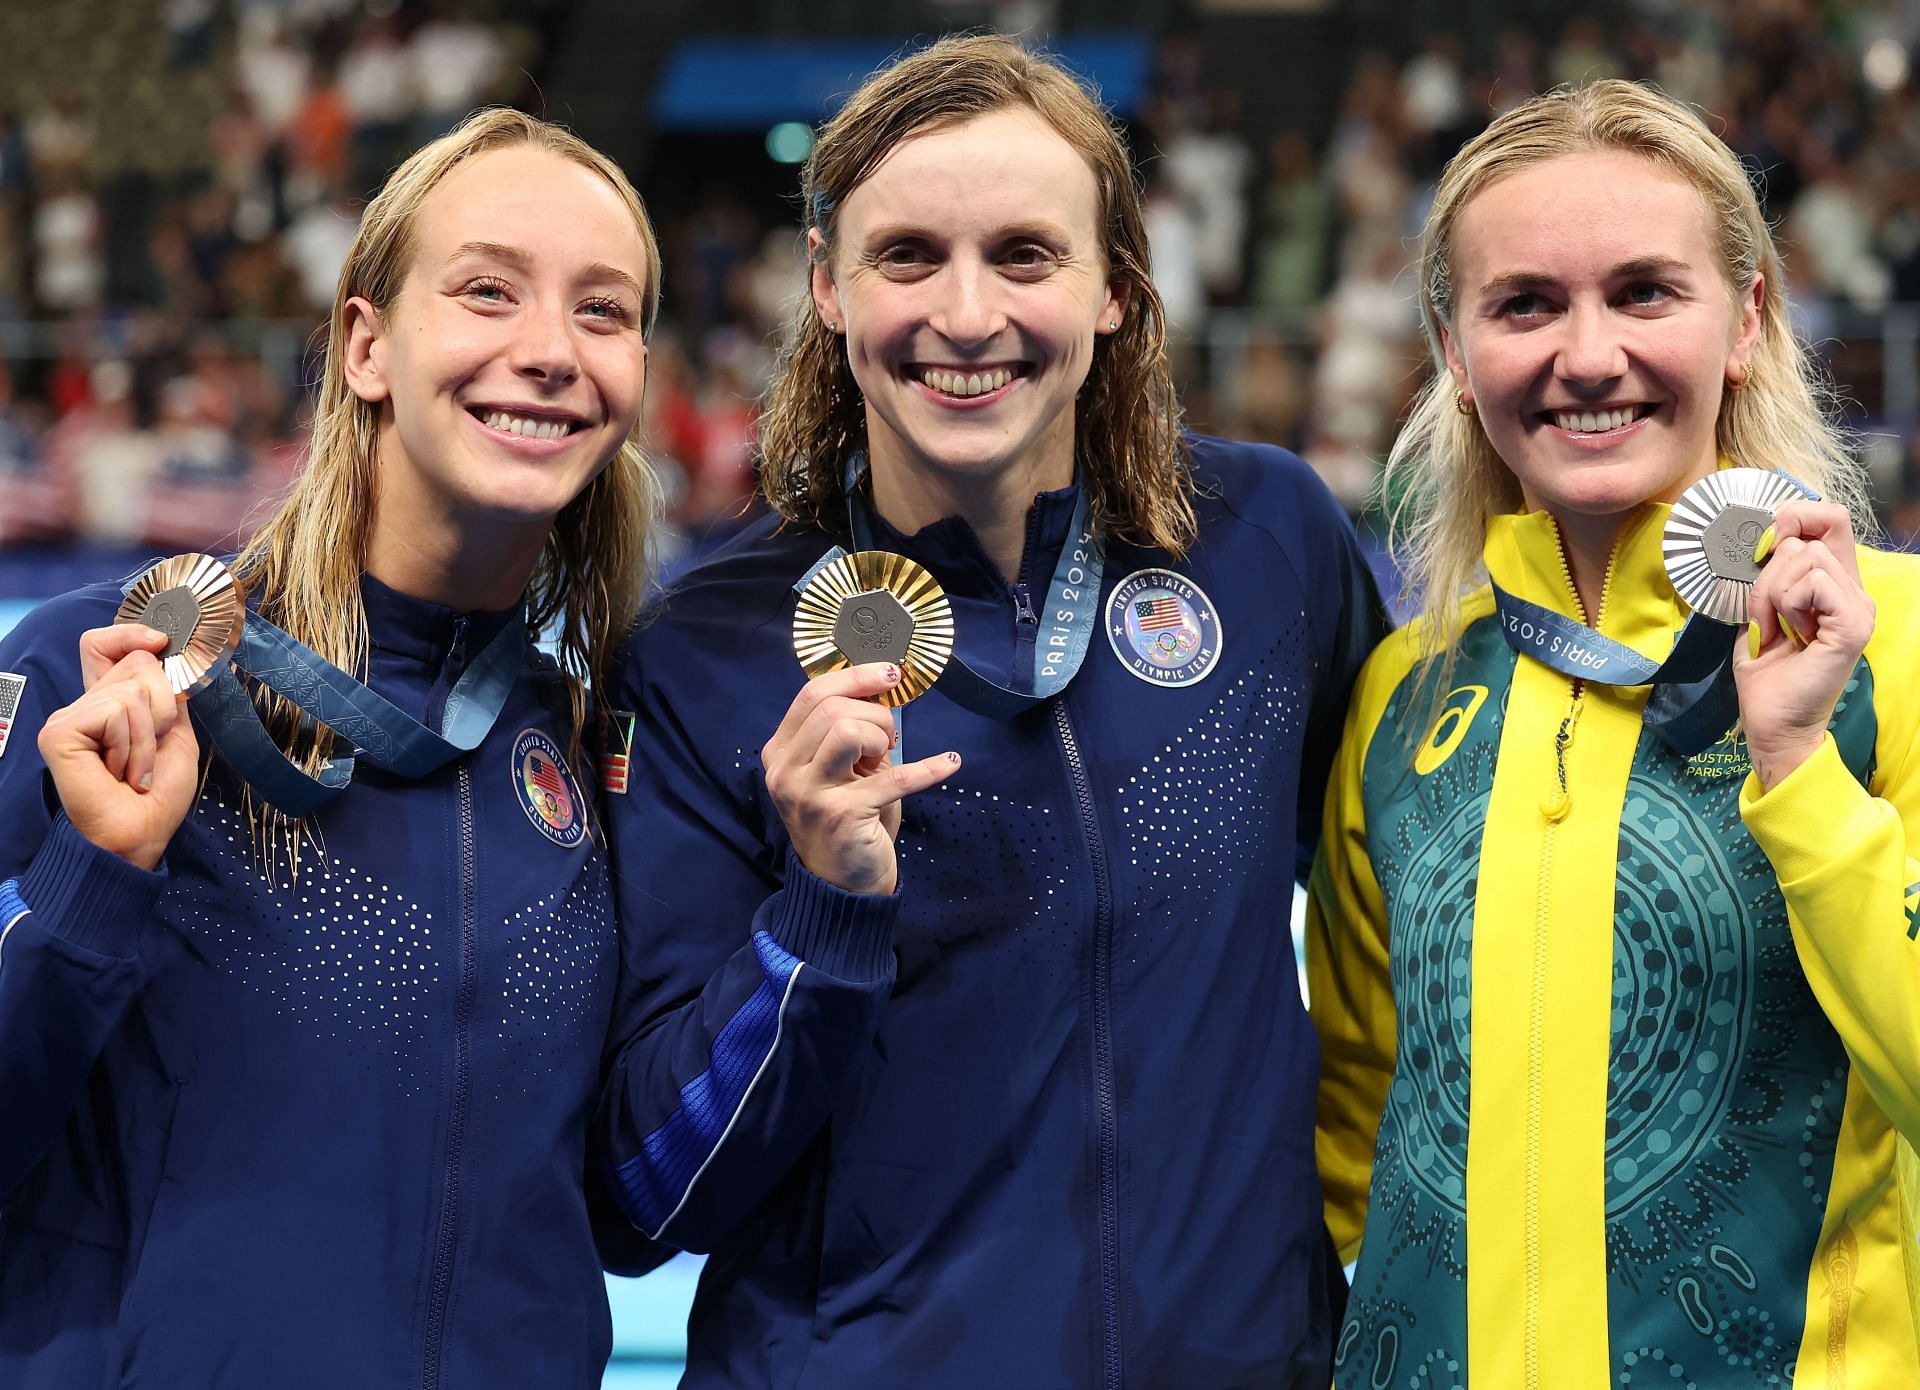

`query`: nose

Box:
[510,299,581,386]
[1556,301,1628,387]
[930,258,1007,347]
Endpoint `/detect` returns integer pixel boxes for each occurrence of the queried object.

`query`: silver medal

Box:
[1661,470,1809,625]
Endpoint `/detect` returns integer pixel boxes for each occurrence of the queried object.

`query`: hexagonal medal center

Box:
[137,585,202,657]
[1699,504,1771,583]
[833,588,915,666]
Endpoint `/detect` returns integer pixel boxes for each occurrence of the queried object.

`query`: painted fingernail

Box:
[1785,619,1809,648]
[885,664,900,684]
[889,726,899,748]
[1753,524,1776,565]
[947,751,961,764]
[1747,620,1761,661]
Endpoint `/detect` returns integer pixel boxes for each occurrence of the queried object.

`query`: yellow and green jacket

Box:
[1309,501,1920,1389]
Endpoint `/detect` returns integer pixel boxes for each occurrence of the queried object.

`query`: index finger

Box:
[1768,501,1859,585]
[81,624,170,687]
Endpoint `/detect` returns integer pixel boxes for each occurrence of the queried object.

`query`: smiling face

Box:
[1442,149,1762,523]
[346,143,649,547]
[811,105,1126,508]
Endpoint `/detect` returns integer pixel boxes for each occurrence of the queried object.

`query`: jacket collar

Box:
[859,481,1083,601]
[1483,503,1688,663]
[361,571,519,666]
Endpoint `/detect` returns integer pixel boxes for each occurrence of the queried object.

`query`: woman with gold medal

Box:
[0,112,679,1387]
[1309,81,1920,1386]
[591,33,1382,1389]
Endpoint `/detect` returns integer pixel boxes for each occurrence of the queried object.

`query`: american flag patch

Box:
[1134,596,1187,632]
[598,708,635,795]
[0,672,25,760]
[529,751,565,796]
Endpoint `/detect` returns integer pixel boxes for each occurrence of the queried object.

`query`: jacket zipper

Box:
[1054,698,1121,1390]
[422,761,478,1389]
[1523,526,1615,1387]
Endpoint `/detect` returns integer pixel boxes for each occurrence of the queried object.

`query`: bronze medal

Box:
[114,553,246,697]
[1662,470,1808,625]
[792,550,953,707]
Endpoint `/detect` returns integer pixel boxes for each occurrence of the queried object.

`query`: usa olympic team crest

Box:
[512,728,585,849]
[1106,568,1222,687]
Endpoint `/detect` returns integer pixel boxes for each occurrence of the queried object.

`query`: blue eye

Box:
[580,298,630,323]
[1623,282,1674,307]
[462,276,511,302]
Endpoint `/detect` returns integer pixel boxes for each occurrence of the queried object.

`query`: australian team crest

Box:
[512,728,585,848]
[1106,568,1221,687]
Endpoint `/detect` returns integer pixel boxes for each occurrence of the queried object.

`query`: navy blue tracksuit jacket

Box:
[596,436,1383,1388]
[0,577,641,1388]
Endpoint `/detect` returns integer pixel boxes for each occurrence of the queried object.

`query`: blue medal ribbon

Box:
[126,568,528,816]
[1490,471,1817,756]
[1489,588,1737,753]
[793,454,1105,719]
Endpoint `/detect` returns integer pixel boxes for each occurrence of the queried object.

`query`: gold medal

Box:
[114,553,246,697]
[1662,470,1808,625]
[792,550,953,707]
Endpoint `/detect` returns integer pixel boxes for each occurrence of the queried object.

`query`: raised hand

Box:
[1732,500,1876,790]
[37,625,201,870]
[761,662,960,895]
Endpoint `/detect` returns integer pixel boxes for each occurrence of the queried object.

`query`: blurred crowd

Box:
[6,0,1920,563]
[1140,2,1920,542]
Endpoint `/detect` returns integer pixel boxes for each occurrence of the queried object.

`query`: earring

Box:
[1454,389,1475,417]
[1107,320,1120,330]
[1727,362,1750,391]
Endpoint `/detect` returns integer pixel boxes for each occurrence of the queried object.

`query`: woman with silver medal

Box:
[0,113,665,1386]
[592,34,1381,1389]
[1309,81,1920,1387]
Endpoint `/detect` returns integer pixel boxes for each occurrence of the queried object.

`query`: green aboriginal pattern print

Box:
[1606,664,1873,1389]
[1336,620,1877,1390]
[1337,619,1515,1390]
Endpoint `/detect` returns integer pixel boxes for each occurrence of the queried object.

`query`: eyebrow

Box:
[1477,255,1693,298]
[444,240,646,298]
[857,220,1077,247]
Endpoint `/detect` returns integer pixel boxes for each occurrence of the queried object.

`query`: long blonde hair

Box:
[756,33,1193,555]
[1388,79,1869,664]
[232,108,662,870]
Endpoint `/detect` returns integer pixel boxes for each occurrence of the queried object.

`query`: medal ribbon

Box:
[1490,471,1817,756]
[132,575,528,816]
[1489,589,1737,753]
[795,454,1105,719]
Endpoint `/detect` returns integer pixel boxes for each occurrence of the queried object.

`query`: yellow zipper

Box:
[1523,520,1621,1387]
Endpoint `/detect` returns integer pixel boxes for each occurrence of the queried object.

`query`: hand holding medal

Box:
[1661,471,1875,787]
[37,619,206,871]
[769,552,961,896]
[31,553,242,869]
[1728,496,1875,788]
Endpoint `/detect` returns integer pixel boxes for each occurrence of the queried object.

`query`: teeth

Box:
[483,410,574,439]
[1554,407,1637,433]
[921,368,1014,398]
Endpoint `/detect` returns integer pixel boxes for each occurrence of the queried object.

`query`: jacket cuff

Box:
[765,849,898,983]
[12,813,166,959]
[1739,734,1883,885]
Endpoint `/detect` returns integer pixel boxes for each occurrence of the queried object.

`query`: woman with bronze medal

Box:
[0,113,665,1385]
[1310,81,1920,1386]
[591,34,1381,1388]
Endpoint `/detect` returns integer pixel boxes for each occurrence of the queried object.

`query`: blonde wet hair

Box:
[232,107,662,872]
[1387,78,1869,664]
[757,32,1192,555]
